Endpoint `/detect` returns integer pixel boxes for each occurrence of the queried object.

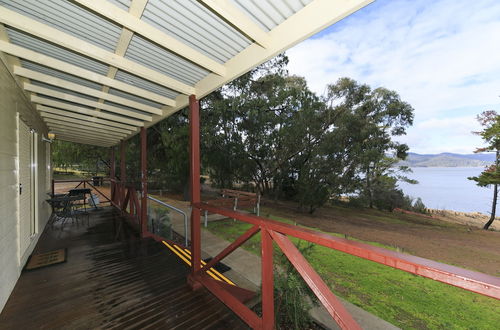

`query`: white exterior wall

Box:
[0,57,51,311]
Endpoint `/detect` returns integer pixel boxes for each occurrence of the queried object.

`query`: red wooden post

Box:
[140,127,148,237]
[261,228,274,329]
[120,140,126,206]
[189,95,201,276]
[110,147,115,201]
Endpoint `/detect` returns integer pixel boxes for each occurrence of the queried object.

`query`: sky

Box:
[286,0,500,154]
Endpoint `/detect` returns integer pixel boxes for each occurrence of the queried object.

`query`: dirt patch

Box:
[262,200,500,276]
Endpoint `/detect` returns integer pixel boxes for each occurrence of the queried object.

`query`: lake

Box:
[398,167,493,214]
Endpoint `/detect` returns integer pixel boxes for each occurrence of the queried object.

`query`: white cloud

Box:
[286,0,500,153]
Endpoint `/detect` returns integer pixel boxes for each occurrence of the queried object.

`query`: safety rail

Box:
[147,196,188,246]
[191,202,500,330]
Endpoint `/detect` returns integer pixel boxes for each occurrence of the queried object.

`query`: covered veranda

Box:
[0,1,499,329]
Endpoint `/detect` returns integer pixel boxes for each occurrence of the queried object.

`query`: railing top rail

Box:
[148,195,188,246]
[222,189,258,197]
[148,196,187,215]
[194,202,500,300]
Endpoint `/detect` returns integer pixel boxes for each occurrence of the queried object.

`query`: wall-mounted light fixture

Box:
[42,132,55,143]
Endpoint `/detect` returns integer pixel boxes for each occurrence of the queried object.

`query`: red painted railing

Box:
[190,202,500,330]
[110,179,141,226]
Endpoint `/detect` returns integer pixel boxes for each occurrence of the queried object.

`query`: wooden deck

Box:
[0,207,248,329]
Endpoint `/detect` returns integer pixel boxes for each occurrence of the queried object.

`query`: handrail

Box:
[148,196,188,247]
[191,202,500,329]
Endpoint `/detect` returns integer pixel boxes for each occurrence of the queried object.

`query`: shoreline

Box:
[428,208,499,231]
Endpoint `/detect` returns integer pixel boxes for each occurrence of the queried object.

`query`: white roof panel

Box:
[0,0,122,52]
[141,0,251,64]
[6,28,109,75]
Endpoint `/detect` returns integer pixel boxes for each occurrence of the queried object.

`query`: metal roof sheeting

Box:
[106,0,131,12]
[142,0,251,64]
[125,34,209,86]
[6,28,109,75]
[21,60,103,90]
[0,0,122,52]
[230,0,312,31]
[108,88,163,109]
[115,70,180,100]
[30,80,99,102]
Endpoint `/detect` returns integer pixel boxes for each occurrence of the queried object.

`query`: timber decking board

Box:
[0,207,248,329]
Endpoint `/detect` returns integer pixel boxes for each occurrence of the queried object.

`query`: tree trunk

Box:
[366,167,373,208]
[484,150,499,230]
[484,184,497,230]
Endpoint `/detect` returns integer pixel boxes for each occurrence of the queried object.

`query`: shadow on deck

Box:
[0,207,248,329]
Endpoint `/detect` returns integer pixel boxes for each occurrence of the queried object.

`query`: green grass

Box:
[207,214,500,329]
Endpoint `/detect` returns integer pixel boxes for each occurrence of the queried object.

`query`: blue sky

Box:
[286,0,500,154]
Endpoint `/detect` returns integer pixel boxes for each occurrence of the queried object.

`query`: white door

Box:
[18,119,36,255]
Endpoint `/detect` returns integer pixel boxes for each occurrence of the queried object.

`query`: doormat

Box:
[25,249,67,270]
[203,257,231,273]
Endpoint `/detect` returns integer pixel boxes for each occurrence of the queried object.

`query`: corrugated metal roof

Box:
[6,28,109,75]
[21,60,103,90]
[39,95,96,111]
[114,70,180,100]
[230,0,313,31]
[30,80,99,102]
[0,0,122,52]
[108,88,163,109]
[141,0,251,64]
[103,100,152,118]
[125,34,209,86]
[106,0,131,12]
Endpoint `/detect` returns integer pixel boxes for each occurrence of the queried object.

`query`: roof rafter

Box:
[14,66,162,115]
[47,123,125,140]
[73,0,226,76]
[38,105,137,131]
[51,130,118,143]
[32,96,144,127]
[25,83,153,121]
[55,135,113,147]
[199,0,271,48]
[0,41,175,106]
[44,120,128,138]
[42,115,131,135]
[0,6,196,95]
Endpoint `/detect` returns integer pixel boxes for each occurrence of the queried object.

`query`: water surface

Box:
[398,167,493,214]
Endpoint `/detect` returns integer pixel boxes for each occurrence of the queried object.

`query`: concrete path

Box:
[152,196,399,330]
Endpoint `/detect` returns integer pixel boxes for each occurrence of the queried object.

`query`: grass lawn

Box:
[206,211,500,329]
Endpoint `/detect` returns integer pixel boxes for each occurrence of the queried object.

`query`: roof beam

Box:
[0,40,174,106]
[49,128,119,143]
[73,0,226,76]
[25,83,152,121]
[44,120,128,138]
[37,105,137,131]
[0,6,195,95]
[42,116,131,135]
[14,66,162,115]
[47,123,124,141]
[52,130,117,142]
[55,136,113,147]
[199,0,271,48]
[32,96,144,127]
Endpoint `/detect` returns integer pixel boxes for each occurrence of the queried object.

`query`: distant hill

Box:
[398,152,495,167]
